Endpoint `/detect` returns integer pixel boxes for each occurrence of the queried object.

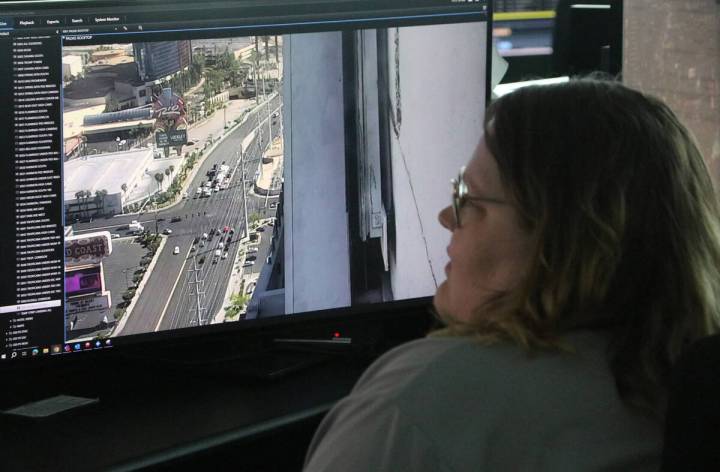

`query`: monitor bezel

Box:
[0,0,493,367]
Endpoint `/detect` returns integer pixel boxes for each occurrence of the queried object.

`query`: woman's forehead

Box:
[466,140,502,195]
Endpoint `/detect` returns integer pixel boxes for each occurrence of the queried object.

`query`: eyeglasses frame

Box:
[451,166,508,227]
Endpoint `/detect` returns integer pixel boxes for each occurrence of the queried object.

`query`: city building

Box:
[133,41,192,82]
[63,147,155,218]
[62,55,84,81]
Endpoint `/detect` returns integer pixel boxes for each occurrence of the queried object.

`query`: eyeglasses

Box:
[451,166,508,227]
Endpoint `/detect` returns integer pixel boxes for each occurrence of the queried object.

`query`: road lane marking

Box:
[154,242,194,332]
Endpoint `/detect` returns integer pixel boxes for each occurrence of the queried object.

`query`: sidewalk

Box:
[255,138,284,193]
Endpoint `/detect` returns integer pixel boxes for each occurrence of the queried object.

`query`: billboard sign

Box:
[152,87,187,133]
[155,129,187,147]
[66,291,111,315]
[65,265,104,298]
[65,231,112,266]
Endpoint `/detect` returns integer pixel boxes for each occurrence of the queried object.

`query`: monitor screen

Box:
[0,0,490,361]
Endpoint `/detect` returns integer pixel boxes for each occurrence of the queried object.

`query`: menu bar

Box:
[0,1,488,34]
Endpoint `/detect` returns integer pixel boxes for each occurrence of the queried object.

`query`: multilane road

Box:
[73,95,282,336]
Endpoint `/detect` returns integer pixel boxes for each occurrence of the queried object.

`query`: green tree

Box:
[74,190,84,218]
[154,172,164,193]
[94,189,108,215]
[106,96,120,112]
[84,190,92,217]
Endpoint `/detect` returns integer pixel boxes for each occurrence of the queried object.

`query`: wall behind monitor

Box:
[624,0,720,184]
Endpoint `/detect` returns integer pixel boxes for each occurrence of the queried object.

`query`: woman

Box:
[303,79,720,471]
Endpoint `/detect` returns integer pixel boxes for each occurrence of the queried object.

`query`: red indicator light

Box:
[333,331,341,338]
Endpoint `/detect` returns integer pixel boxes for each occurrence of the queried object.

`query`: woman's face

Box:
[434,138,535,323]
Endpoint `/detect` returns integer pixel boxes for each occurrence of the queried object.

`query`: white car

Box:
[173,246,180,255]
[243,260,255,267]
[221,252,228,260]
[214,249,222,258]
[247,247,258,254]
[202,232,208,239]
[218,242,224,249]
[163,228,172,235]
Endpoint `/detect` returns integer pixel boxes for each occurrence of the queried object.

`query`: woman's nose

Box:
[439,205,455,231]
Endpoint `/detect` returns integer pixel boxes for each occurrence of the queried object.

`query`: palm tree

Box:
[95,189,108,215]
[254,36,260,104]
[84,190,92,217]
[74,191,84,219]
[93,192,102,215]
[274,36,279,65]
[262,35,270,62]
[154,173,164,193]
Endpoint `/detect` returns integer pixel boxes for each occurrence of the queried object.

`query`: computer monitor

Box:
[0,0,491,363]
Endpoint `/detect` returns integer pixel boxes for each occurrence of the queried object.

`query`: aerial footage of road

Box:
[72,94,282,336]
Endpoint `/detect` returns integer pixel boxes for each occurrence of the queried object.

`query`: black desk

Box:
[0,352,372,471]
[1,307,435,470]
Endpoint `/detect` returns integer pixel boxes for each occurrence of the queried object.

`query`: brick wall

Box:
[624,1,720,181]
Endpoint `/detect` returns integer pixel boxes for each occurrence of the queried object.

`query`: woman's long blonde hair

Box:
[435,79,720,416]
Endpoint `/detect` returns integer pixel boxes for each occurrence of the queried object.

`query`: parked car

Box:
[171,216,182,222]
[243,261,255,267]
[111,233,120,239]
[163,228,172,235]
[202,232,208,239]
[173,246,180,255]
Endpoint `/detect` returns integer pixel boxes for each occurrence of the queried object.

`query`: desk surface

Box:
[0,354,370,472]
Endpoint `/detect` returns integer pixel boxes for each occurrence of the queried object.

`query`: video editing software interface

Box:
[0,0,489,361]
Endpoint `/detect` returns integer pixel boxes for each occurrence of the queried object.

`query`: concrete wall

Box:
[283,32,352,314]
[387,22,488,300]
[624,1,720,182]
